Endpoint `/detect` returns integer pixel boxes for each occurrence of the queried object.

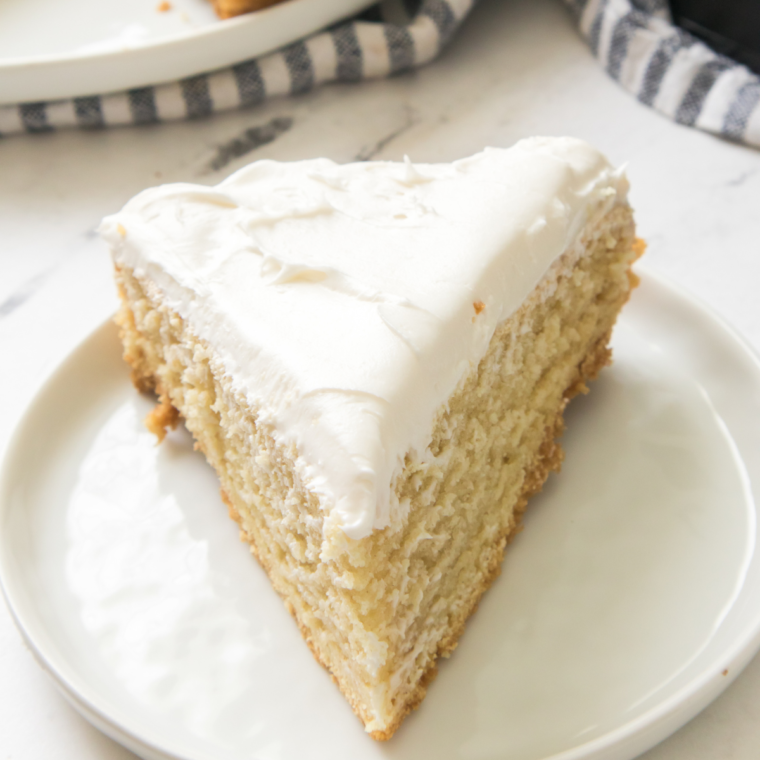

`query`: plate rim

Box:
[0,0,375,105]
[2,266,760,760]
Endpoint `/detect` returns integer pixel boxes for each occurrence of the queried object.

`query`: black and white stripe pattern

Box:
[0,0,474,137]
[565,0,760,147]
[2,0,759,148]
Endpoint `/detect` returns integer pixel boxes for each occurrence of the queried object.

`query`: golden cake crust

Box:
[211,0,284,19]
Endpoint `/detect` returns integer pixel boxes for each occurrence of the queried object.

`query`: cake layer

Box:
[112,200,638,737]
[100,138,629,543]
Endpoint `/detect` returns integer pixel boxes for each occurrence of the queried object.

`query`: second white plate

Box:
[0,0,374,105]
[2,270,760,760]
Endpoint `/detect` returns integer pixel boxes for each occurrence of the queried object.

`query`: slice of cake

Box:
[211,0,284,19]
[100,137,640,739]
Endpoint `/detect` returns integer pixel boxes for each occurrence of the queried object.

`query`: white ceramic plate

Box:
[2,269,760,760]
[0,0,374,105]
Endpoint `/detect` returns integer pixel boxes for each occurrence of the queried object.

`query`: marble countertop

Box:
[2,0,760,757]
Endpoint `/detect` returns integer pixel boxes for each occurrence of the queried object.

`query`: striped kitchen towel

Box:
[565,0,760,147]
[2,0,758,148]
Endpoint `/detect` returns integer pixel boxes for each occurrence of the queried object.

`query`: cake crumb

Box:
[116,223,127,237]
[145,396,179,442]
[722,669,729,676]
[473,301,485,315]
[157,1,172,11]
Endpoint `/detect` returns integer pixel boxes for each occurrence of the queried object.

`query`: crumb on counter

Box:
[473,301,485,315]
[157,1,172,11]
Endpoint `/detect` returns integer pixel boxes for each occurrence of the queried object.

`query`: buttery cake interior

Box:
[104,139,640,738]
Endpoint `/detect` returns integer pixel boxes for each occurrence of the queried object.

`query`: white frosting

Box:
[100,137,628,541]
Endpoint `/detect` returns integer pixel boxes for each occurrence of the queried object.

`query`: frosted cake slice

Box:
[100,137,640,739]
